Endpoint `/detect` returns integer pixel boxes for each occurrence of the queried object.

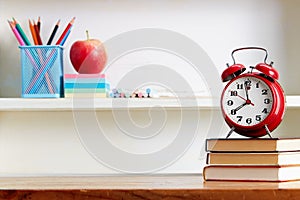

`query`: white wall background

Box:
[0,0,297,97]
[0,0,299,175]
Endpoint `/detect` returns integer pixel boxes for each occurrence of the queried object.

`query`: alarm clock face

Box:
[221,75,274,127]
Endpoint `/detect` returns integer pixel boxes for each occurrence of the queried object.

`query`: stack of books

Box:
[64,74,110,98]
[203,138,300,182]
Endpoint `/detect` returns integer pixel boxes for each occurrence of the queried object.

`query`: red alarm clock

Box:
[220,47,285,138]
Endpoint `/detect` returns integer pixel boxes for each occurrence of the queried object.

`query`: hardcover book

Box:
[206,138,300,152]
[203,165,300,182]
[207,151,300,165]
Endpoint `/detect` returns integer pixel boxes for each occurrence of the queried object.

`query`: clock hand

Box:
[244,81,250,100]
[236,93,255,106]
[236,94,247,101]
[233,102,247,112]
[244,81,255,106]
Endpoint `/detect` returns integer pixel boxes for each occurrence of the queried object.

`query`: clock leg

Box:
[226,127,235,139]
[264,124,273,138]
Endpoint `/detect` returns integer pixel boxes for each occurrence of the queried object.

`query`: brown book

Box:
[206,138,300,152]
[207,152,300,165]
[203,165,300,182]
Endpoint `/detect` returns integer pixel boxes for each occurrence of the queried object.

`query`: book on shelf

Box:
[64,74,106,79]
[203,165,300,182]
[206,138,300,152]
[207,151,300,165]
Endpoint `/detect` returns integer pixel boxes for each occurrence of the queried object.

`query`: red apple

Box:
[70,30,107,74]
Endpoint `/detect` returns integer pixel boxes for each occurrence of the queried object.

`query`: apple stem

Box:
[86,30,90,41]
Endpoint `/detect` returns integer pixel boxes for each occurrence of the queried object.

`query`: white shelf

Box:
[283,96,300,109]
[0,97,219,111]
[0,96,298,111]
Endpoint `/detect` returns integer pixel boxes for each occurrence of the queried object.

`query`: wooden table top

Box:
[1,174,300,200]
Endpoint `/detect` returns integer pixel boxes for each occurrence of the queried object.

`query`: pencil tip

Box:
[7,20,14,28]
[10,18,16,25]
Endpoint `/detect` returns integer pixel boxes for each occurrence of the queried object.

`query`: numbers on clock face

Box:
[222,76,273,127]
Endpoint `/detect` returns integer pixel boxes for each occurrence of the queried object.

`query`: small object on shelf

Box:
[220,47,285,138]
[64,73,110,98]
[138,92,144,98]
[110,88,121,98]
[109,88,152,98]
[70,30,107,74]
[146,88,151,98]
[20,45,64,98]
[120,92,126,98]
[8,17,75,98]
[133,88,152,98]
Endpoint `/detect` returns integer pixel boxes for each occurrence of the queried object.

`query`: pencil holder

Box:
[20,45,64,98]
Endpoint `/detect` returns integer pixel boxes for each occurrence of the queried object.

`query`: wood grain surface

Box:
[0,175,300,200]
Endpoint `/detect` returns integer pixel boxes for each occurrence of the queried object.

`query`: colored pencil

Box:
[33,20,43,45]
[55,17,75,45]
[47,19,60,45]
[37,16,41,33]
[60,29,71,46]
[29,19,38,45]
[8,20,25,46]
[13,18,31,45]
[26,49,58,94]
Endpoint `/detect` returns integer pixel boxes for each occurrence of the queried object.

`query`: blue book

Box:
[64,83,110,89]
[64,78,107,83]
